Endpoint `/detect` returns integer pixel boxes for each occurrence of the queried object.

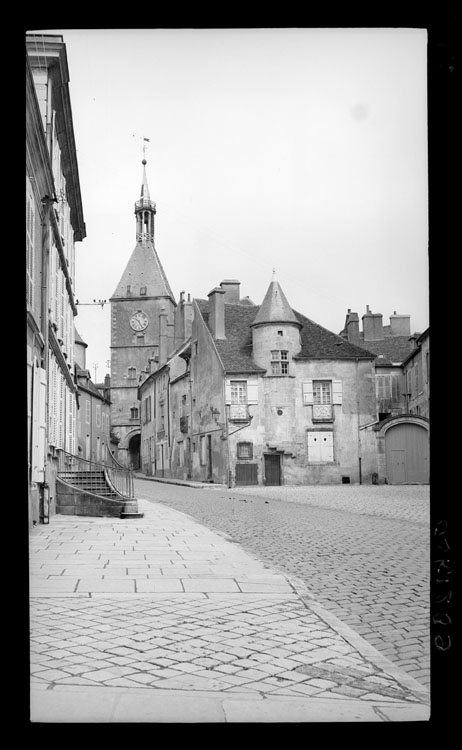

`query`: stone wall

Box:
[56,479,124,517]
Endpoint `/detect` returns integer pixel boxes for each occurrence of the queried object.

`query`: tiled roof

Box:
[196,300,265,373]
[356,334,414,366]
[196,300,376,373]
[294,312,376,360]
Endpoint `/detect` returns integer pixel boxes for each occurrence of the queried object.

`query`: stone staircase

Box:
[58,469,119,499]
[56,454,143,519]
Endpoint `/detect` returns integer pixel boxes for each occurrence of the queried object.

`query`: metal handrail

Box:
[57,449,134,499]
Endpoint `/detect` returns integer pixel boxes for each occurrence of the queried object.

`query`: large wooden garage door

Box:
[385,423,429,484]
[235,463,258,486]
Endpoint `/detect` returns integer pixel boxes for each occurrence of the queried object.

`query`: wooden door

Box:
[264,454,281,486]
[386,423,429,484]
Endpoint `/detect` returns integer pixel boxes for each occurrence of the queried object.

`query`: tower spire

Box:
[135,149,156,244]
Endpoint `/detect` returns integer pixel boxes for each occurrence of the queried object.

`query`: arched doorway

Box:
[128,433,141,470]
[385,422,429,484]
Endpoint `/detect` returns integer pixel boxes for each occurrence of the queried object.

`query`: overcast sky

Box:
[32,28,429,382]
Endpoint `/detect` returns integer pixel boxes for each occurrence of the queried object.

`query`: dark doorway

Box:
[128,434,141,470]
[264,453,281,485]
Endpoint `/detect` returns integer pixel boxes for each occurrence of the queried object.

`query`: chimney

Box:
[362,307,384,341]
[159,309,168,365]
[207,287,226,339]
[220,279,240,304]
[345,310,360,345]
[389,311,411,336]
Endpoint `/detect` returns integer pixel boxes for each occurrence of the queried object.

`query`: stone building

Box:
[139,277,380,486]
[402,329,430,419]
[74,327,111,464]
[26,34,86,525]
[340,307,429,484]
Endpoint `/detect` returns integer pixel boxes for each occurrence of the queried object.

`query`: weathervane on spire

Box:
[272,268,276,281]
[142,136,150,164]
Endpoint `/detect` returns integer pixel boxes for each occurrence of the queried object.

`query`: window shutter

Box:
[302,381,313,405]
[247,380,258,404]
[225,380,232,404]
[332,380,343,405]
[320,432,334,461]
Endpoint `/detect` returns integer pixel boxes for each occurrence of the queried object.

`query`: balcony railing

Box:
[57,449,134,499]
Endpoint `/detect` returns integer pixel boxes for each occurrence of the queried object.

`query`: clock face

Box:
[130,311,148,331]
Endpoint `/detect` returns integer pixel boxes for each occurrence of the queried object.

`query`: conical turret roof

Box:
[251,280,301,328]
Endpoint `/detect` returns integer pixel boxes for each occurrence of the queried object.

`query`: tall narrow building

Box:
[109,159,176,468]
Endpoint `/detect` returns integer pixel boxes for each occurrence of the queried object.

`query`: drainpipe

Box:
[222,376,232,488]
[41,195,53,487]
[355,359,362,485]
[188,363,193,479]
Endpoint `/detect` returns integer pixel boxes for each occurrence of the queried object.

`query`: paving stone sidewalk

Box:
[29,498,430,723]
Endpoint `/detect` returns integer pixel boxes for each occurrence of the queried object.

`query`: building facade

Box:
[26,34,86,526]
[139,278,381,486]
[109,160,176,469]
[74,327,111,464]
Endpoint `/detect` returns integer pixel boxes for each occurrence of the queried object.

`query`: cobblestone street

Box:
[135,481,430,689]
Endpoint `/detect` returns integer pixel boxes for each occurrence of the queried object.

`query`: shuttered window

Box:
[303,380,342,405]
[26,180,35,308]
[307,431,334,463]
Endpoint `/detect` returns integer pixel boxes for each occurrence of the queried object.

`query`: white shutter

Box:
[225,380,232,404]
[247,380,259,404]
[332,380,343,405]
[302,381,313,405]
[307,432,322,462]
[320,431,334,462]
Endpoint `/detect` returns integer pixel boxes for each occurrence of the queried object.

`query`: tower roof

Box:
[251,279,301,328]
[110,242,175,301]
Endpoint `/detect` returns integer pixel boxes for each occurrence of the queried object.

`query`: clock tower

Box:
[109,158,176,468]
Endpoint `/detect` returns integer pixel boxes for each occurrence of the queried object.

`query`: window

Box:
[303,380,342,406]
[313,381,331,404]
[85,400,91,424]
[426,351,430,383]
[130,406,139,419]
[271,350,289,375]
[231,381,247,404]
[140,286,147,295]
[307,431,334,463]
[237,442,253,460]
[96,404,101,428]
[127,366,136,379]
[137,335,145,345]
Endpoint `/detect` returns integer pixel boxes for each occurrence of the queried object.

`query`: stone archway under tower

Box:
[117,428,141,470]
